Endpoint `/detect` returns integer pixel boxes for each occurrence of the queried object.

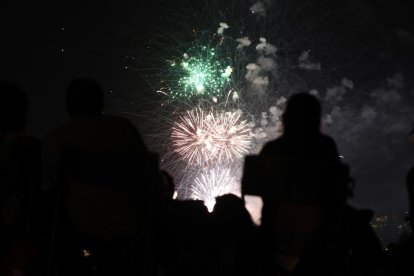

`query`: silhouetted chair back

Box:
[242,156,350,258]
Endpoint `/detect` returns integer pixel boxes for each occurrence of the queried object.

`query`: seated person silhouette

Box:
[409,174,414,234]
[407,125,414,233]
[0,82,41,275]
[42,79,154,275]
[259,93,341,273]
[0,82,40,235]
[42,78,149,191]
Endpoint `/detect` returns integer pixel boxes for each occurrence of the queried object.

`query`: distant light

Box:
[205,199,216,213]
[82,249,91,258]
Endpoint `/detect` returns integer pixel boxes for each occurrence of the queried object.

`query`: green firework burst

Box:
[169,46,232,100]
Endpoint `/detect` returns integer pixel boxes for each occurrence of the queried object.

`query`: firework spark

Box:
[191,168,240,212]
[168,46,232,100]
[171,108,252,164]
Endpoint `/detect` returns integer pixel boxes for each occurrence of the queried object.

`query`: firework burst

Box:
[166,45,233,100]
[171,107,253,164]
[191,168,240,212]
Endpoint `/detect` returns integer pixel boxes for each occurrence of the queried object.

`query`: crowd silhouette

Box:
[0,79,412,275]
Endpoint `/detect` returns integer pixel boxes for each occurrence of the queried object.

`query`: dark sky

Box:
[1,0,414,221]
[0,1,123,136]
[1,0,413,134]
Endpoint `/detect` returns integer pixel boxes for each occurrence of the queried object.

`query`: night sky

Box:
[1,0,414,240]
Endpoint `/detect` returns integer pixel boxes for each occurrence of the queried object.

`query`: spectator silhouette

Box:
[0,82,41,275]
[0,82,40,233]
[409,172,414,233]
[381,124,414,275]
[42,78,149,191]
[260,92,339,161]
[210,194,258,276]
[258,93,383,275]
[41,79,152,275]
[0,82,29,135]
[407,126,414,232]
[259,93,340,274]
[387,126,414,274]
[160,199,211,276]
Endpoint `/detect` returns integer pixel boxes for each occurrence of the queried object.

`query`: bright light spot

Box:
[191,168,240,212]
[82,249,91,258]
[232,91,239,100]
[196,84,205,92]
[222,66,233,77]
[244,195,263,225]
[205,199,216,213]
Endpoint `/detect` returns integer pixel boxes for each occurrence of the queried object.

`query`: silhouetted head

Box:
[282,93,321,136]
[66,79,104,119]
[0,82,28,133]
[213,194,253,229]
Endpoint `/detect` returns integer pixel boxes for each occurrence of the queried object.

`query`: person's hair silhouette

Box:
[66,78,104,119]
[282,92,321,136]
[0,82,28,133]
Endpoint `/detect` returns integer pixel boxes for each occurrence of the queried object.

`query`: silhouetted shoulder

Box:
[100,115,149,152]
[259,135,286,156]
[407,166,414,185]
[42,114,149,191]
[260,133,339,161]
[319,133,339,157]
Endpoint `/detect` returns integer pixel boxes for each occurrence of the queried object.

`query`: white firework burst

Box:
[191,168,241,212]
[171,108,252,164]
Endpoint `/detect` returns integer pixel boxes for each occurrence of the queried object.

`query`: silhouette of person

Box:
[384,124,414,276]
[0,82,41,275]
[260,92,339,161]
[42,78,149,191]
[407,126,414,232]
[258,92,341,273]
[41,79,154,275]
[210,194,258,276]
[0,82,41,231]
[0,82,29,136]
